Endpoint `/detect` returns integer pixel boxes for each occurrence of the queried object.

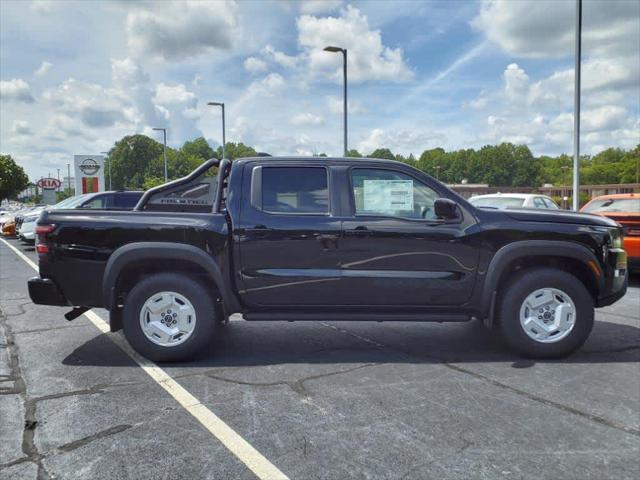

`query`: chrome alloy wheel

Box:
[519,288,576,343]
[139,291,196,347]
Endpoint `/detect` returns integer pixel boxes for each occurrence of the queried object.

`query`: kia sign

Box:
[36,177,62,190]
[74,155,105,194]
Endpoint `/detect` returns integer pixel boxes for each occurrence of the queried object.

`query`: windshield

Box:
[470,197,526,208]
[54,194,94,209]
[583,198,640,213]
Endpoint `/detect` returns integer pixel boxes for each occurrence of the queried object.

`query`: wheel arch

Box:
[482,240,603,321]
[103,242,241,317]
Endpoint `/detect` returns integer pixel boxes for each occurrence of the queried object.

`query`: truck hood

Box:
[502,208,619,227]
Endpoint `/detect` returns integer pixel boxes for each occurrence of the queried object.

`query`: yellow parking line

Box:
[0,237,289,480]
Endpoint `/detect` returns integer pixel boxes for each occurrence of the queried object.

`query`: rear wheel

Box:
[497,268,594,358]
[122,273,216,362]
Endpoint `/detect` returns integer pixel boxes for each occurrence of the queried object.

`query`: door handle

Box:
[344,226,373,237]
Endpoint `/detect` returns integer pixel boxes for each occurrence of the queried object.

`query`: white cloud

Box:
[29,1,54,13]
[298,0,343,14]
[472,0,639,59]
[0,79,35,103]
[297,6,413,83]
[503,63,529,103]
[154,83,197,106]
[326,95,367,115]
[244,56,268,74]
[262,45,299,69]
[126,0,240,61]
[10,120,31,136]
[290,112,324,126]
[358,128,446,155]
[192,74,203,87]
[34,61,53,77]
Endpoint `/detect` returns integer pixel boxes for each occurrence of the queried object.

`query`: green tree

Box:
[0,154,29,203]
[181,137,216,161]
[346,149,363,158]
[108,135,164,190]
[216,142,257,160]
[368,148,395,160]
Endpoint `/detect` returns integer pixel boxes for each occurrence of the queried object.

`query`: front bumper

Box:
[28,277,69,306]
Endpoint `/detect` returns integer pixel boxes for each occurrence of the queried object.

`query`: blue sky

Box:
[1,0,638,180]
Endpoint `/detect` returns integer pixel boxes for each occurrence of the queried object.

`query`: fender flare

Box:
[102,242,241,313]
[481,240,603,318]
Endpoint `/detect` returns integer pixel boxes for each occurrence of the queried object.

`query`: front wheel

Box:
[497,268,594,358]
[122,273,217,362]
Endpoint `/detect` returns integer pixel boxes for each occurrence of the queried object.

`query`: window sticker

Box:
[363,179,414,213]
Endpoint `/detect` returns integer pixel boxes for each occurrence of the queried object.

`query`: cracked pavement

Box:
[1,237,639,479]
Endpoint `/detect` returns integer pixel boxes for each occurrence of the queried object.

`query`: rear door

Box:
[339,166,479,307]
[236,163,343,307]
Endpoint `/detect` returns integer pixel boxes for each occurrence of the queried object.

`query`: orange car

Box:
[1,216,17,236]
[581,193,640,271]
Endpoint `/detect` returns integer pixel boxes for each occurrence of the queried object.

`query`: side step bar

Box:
[243,312,470,322]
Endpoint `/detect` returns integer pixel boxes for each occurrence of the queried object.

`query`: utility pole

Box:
[324,46,348,156]
[572,0,582,211]
[207,102,226,159]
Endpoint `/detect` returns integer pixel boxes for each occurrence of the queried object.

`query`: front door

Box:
[339,167,479,307]
[237,164,343,307]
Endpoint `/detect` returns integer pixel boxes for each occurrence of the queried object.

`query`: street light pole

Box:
[100,151,111,190]
[67,163,71,195]
[572,0,582,211]
[324,46,348,156]
[207,102,226,160]
[152,128,168,182]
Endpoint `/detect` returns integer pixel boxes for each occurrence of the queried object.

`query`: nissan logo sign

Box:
[79,158,101,175]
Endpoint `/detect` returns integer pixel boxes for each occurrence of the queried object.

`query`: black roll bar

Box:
[133,157,222,212]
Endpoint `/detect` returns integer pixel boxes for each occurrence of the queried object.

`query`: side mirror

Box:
[434,198,459,219]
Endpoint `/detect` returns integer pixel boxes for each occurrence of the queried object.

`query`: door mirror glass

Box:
[434,198,458,219]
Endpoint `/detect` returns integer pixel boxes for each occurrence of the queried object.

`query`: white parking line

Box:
[0,237,289,480]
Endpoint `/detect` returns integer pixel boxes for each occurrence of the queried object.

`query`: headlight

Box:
[611,229,623,249]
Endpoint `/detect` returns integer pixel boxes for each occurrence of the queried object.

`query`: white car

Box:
[469,193,560,210]
[17,207,45,243]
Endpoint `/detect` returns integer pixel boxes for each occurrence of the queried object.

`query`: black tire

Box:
[497,268,594,358]
[122,273,217,362]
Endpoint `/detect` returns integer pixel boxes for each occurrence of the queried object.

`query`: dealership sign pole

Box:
[74,155,105,194]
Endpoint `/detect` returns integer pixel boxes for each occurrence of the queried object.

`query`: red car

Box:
[581,193,640,271]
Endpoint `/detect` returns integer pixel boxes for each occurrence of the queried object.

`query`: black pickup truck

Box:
[28,157,628,361]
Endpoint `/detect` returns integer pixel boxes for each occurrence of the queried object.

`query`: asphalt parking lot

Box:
[1,236,639,480]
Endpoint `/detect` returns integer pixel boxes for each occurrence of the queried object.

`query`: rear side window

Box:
[113,193,142,209]
[542,197,559,209]
[261,167,329,214]
[533,197,546,208]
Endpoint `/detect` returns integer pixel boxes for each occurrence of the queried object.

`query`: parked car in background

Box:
[17,191,145,244]
[469,193,560,210]
[581,193,640,271]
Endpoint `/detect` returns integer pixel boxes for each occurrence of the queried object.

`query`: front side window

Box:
[262,167,329,214]
[351,168,439,219]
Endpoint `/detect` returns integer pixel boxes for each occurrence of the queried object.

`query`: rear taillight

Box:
[35,224,55,256]
[35,225,56,234]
